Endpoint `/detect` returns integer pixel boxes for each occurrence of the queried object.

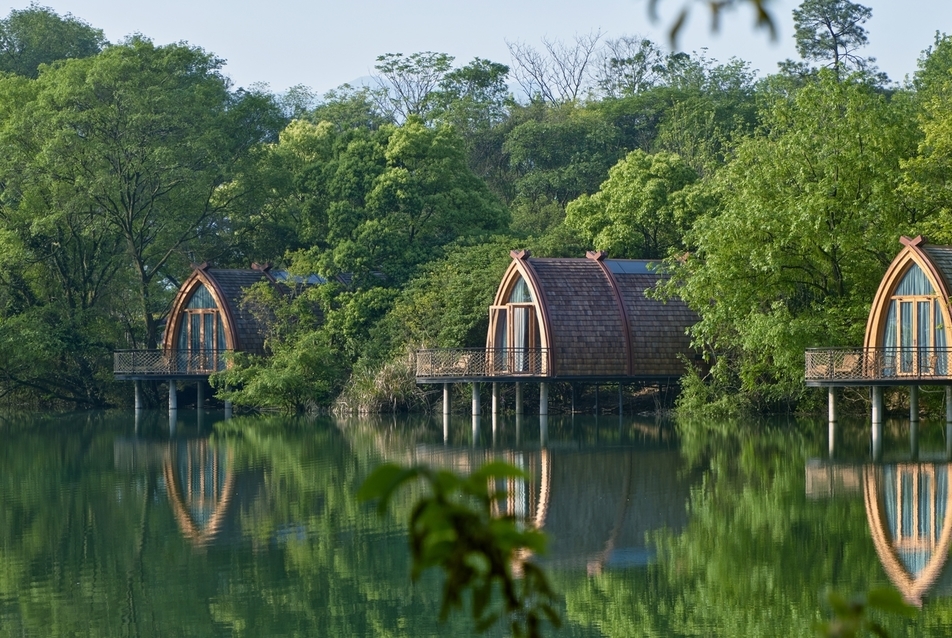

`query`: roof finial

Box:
[510,249,531,260]
[900,235,927,247]
[586,250,607,261]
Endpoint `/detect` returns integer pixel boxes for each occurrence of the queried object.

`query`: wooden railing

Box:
[114,350,233,376]
[805,348,952,383]
[415,348,549,379]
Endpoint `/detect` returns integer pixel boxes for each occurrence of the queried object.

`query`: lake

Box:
[1,410,951,637]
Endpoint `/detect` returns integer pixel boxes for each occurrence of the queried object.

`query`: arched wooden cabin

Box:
[805,235,952,443]
[114,263,289,382]
[416,250,697,384]
[114,263,335,409]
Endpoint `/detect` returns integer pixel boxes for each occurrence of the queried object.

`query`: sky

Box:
[13,0,952,95]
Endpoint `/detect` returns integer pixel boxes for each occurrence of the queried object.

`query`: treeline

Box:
[0,1,948,414]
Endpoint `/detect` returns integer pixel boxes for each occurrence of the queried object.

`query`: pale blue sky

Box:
[15,0,952,93]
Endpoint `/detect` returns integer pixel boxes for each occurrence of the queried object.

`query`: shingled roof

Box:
[489,250,697,379]
[163,263,291,356]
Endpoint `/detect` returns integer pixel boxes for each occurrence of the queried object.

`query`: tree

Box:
[565,150,700,259]
[595,36,669,98]
[507,33,602,104]
[660,72,920,412]
[0,3,105,78]
[791,0,875,79]
[373,51,454,122]
[0,37,285,350]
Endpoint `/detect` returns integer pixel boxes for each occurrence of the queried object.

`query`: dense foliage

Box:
[2,2,952,416]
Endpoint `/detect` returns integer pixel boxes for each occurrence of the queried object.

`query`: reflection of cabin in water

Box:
[373,432,694,573]
[416,250,698,415]
[806,237,952,434]
[808,460,952,606]
[114,263,330,410]
[114,436,260,547]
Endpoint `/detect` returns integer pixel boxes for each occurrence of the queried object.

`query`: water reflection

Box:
[809,457,952,606]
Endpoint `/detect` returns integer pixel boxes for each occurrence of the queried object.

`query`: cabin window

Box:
[176,283,227,372]
[490,275,541,373]
[881,263,948,375]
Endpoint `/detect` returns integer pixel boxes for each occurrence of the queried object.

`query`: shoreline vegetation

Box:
[0,2,949,421]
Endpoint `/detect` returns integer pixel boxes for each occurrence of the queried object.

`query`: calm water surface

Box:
[1,410,951,637]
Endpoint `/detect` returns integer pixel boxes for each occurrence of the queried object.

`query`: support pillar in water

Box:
[539,382,549,416]
[515,383,523,416]
[472,383,481,416]
[443,383,451,416]
[910,385,920,424]
[196,382,205,410]
[492,382,499,416]
[871,386,883,461]
[134,380,143,411]
[168,380,177,412]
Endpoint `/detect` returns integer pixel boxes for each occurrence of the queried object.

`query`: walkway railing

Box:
[805,347,952,383]
[114,349,232,376]
[415,348,549,379]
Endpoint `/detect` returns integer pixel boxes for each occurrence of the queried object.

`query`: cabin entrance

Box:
[176,284,227,373]
[881,264,948,376]
[489,276,542,374]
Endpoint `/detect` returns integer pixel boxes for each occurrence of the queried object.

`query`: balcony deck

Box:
[114,349,232,381]
[805,348,952,387]
[414,348,684,383]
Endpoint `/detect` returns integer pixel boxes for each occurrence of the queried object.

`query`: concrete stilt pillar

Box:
[443,411,449,445]
[571,383,576,414]
[472,383,481,416]
[910,385,920,424]
[539,382,549,416]
[828,387,837,459]
[515,412,522,445]
[515,383,523,416]
[224,400,233,420]
[828,387,837,424]
[911,420,920,460]
[168,380,178,412]
[594,384,599,414]
[618,383,623,416]
[492,382,499,416]
[828,419,836,459]
[169,409,177,437]
[871,386,883,425]
[540,414,548,447]
[196,382,205,410]
[872,386,884,461]
[472,414,480,447]
[946,386,952,425]
[443,383,451,416]
[134,380,143,411]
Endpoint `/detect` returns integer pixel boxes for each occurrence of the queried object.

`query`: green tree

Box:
[0,37,284,350]
[0,4,105,78]
[661,72,920,412]
[791,0,875,79]
[565,150,701,259]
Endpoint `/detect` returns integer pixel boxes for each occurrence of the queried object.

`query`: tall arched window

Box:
[489,275,541,372]
[176,284,227,372]
[881,264,948,375]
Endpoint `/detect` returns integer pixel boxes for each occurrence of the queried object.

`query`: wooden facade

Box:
[114,263,290,381]
[416,249,698,383]
[807,236,952,386]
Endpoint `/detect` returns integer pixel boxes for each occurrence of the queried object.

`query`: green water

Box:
[1,410,951,637]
